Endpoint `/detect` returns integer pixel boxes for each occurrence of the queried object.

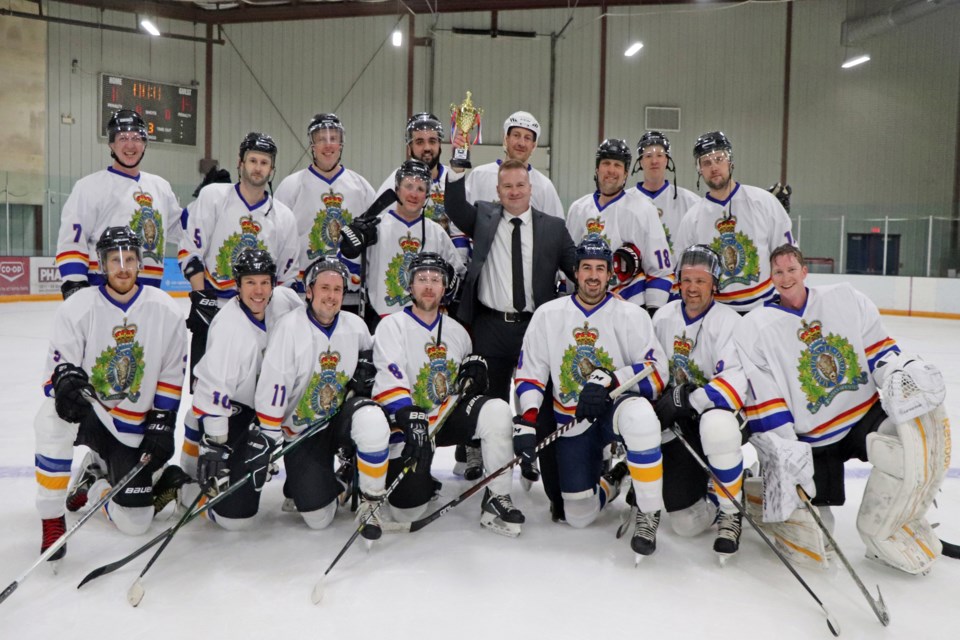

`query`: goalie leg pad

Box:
[856,405,950,574]
[745,477,830,570]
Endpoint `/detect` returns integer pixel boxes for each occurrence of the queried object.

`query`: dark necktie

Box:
[510,217,525,312]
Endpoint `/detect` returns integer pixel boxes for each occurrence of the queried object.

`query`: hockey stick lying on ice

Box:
[797,486,889,626]
[669,424,841,637]
[0,453,151,605]
[311,383,469,605]
[77,411,336,591]
[380,367,654,535]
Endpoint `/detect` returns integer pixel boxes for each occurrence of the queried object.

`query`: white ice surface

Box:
[0,301,957,639]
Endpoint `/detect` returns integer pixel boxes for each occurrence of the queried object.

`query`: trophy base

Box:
[451,148,472,169]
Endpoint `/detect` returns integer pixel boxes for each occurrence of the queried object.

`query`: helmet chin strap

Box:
[111,150,143,170]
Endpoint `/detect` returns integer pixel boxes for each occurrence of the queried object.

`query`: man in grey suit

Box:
[445,158,576,520]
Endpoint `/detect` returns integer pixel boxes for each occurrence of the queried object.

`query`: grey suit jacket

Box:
[445,175,576,324]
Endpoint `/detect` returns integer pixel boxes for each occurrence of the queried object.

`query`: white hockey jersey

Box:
[43,285,186,447]
[364,210,466,318]
[675,183,794,311]
[652,300,747,413]
[516,293,668,434]
[735,283,899,447]
[191,287,302,438]
[274,165,374,287]
[372,308,472,420]
[255,308,372,442]
[56,168,182,288]
[636,181,700,256]
[376,164,471,263]
[178,183,300,297]
[465,160,564,219]
[566,189,675,309]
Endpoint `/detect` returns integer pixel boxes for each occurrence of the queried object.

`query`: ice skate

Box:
[714,510,743,565]
[601,460,629,504]
[356,493,385,545]
[65,451,105,513]
[152,465,192,514]
[480,488,524,537]
[41,515,67,570]
[631,509,661,565]
[463,443,483,481]
[335,456,355,508]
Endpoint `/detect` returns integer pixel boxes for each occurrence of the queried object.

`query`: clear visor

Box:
[696,150,730,168]
[410,268,446,287]
[102,247,140,273]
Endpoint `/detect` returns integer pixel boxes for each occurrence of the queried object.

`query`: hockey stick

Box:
[77,412,335,590]
[311,384,468,604]
[940,538,960,559]
[380,367,655,535]
[797,486,889,626]
[0,454,151,605]
[669,424,841,637]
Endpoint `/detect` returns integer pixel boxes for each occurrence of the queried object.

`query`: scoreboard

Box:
[100,74,198,146]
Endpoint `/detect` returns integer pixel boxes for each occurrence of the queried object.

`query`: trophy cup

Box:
[450,91,483,169]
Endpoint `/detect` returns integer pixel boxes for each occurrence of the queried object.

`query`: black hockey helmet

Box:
[405,112,444,144]
[637,130,671,158]
[676,244,722,285]
[407,251,454,290]
[693,131,733,163]
[596,138,632,170]
[108,109,147,143]
[575,237,613,269]
[239,132,277,164]
[96,226,142,270]
[395,159,432,189]
[304,255,349,291]
[308,113,345,144]
[233,248,277,285]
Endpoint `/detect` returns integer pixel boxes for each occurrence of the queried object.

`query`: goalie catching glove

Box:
[873,352,945,424]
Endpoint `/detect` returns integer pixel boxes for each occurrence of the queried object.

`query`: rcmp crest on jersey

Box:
[293,347,350,427]
[796,319,867,414]
[384,233,421,308]
[91,319,145,402]
[657,208,674,252]
[669,332,707,386]
[130,189,164,262]
[413,337,458,409]
[559,322,615,404]
[215,215,267,282]
[308,189,352,260]
[709,214,759,290]
[584,216,611,247]
[425,185,449,233]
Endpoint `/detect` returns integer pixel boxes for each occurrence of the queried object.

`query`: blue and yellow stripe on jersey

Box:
[745,397,793,434]
[717,277,774,308]
[866,338,899,372]
[800,393,878,445]
[55,250,90,278]
[374,386,412,414]
[153,381,183,412]
[704,376,743,411]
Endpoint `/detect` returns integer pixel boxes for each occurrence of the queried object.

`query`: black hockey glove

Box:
[456,354,488,397]
[347,349,376,398]
[60,280,90,301]
[512,410,538,465]
[51,362,95,423]
[395,406,432,471]
[186,290,220,334]
[244,429,278,491]
[613,243,642,284]
[655,383,699,431]
[338,217,379,260]
[138,410,176,473]
[575,367,618,422]
[767,182,792,213]
[197,434,233,491]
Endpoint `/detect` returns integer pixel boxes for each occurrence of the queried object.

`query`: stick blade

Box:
[0,581,18,605]
[310,578,325,605]
[127,579,145,607]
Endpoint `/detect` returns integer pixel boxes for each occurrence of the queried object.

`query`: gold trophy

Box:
[450,91,483,169]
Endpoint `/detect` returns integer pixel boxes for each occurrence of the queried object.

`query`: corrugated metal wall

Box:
[29,1,960,273]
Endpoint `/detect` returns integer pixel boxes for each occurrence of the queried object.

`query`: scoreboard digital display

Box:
[100,74,198,146]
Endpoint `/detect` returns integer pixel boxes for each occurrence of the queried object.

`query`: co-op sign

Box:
[0,260,25,281]
[0,257,30,294]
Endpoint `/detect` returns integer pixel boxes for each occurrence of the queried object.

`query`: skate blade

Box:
[282,497,299,513]
[616,506,637,539]
[127,579,145,607]
[520,476,534,492]
[310,577,326,605]
[634,554,645,567]
[480,515,521,538]
[47,559,62,576]
[451,461,467,477]
[716,552,733,567]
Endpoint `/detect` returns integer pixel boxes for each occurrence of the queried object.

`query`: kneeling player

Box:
[372,253,524,536]
[514,239,669,559]
[35,227,187,560]
[652,245,749,563]
[736,244,949,574]
[191,249,302,529]
[255,256,390,539]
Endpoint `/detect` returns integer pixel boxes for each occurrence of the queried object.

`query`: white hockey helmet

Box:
[503,111,541,141]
